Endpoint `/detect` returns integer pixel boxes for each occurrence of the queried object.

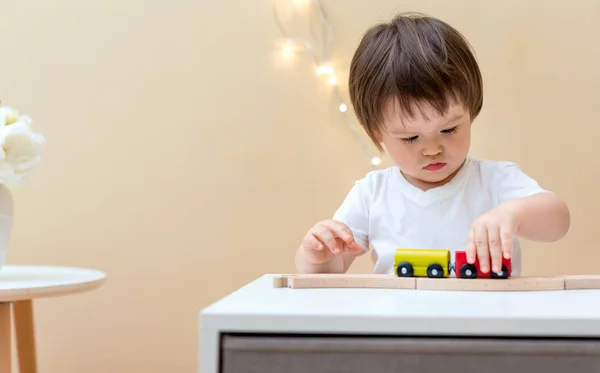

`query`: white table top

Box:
[200,274,600,337]
[0,265,106,302]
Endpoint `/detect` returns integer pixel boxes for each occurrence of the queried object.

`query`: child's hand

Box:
[465,204,518,274]
[301,219,364,264]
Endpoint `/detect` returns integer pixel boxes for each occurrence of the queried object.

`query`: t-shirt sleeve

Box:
[493,162,549,204]
[332,179,371,254]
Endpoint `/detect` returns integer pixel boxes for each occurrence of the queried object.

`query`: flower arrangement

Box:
[0,104,45,186]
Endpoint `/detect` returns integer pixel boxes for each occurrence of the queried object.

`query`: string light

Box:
[283,40,293,52]
[272,0,383,169]
[316,65,334,75]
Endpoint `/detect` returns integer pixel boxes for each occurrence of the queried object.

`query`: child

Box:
[295,12,570,277]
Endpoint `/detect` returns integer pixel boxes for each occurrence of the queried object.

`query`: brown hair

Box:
[349,12,483,151]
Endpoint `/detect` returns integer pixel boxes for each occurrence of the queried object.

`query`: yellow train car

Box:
[394,248,451,278]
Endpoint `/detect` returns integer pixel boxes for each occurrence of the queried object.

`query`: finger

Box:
[333,222,365,253]
[322,220,354,243]
[344,239,364,253]
[304,233,325,252]
[337,235,363,254]
[474,225,490,273]
[465,228,476,263]
[487,224,502,273]
[350,241,364,253]
[323,220,364,252]
[313,225,340,255]
[500,226,513,260]
[336,238,352,254]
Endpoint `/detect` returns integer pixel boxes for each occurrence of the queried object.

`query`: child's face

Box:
[377,99,472,191]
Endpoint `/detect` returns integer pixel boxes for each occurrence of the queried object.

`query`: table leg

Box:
[0,303,11,373]
[13,301,36,373]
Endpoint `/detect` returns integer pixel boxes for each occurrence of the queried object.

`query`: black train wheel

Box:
[459,264,478,278]
[396,262,414,277]
[427,263,444,278]
[491,264,509,279]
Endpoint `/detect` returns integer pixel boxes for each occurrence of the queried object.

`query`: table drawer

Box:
[221,334,600,373]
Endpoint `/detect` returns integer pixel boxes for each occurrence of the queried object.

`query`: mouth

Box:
[424,162,446,171]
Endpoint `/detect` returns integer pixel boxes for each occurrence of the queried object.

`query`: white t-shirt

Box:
[332,157,548,276]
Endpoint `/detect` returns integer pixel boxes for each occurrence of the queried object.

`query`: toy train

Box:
[394,248,512,279]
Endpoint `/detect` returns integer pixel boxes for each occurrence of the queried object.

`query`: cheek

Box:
[383,140,418,164]
[446,130,470,153]
[458,131,471,149]
[382,139,403,154]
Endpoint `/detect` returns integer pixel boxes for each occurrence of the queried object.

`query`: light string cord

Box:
[272,0,382,168]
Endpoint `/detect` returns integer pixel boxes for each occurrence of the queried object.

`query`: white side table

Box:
[0,265,106,373]
[199,274,600,373]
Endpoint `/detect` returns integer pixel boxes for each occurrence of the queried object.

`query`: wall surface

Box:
[0,0,598,372]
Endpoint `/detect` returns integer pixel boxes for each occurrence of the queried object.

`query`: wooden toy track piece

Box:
[273,273,415,289]
[564,275,600,290]
[273,274,600,291]
[415,276,564,291]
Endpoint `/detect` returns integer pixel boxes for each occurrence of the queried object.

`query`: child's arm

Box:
[466,162,570,273]
[295,178,371,274]
[505,192,570,242]
[466,192,569,274]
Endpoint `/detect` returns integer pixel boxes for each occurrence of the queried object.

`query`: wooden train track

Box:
[273,273,600,291]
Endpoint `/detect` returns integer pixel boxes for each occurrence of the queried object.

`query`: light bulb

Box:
[371,156,381,166]
[317,65,334,75]
[338,103,347,112]
[282,40,293,55]
[328,76,337,85]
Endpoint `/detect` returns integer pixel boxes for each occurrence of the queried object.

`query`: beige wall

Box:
[0,0,598,372]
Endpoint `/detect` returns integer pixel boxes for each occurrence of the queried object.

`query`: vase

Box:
[0,184,13,269]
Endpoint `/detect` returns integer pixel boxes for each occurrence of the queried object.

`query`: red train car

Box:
[454,250,511,279]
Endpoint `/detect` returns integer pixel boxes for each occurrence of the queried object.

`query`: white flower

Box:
[0,106,19,127]
[0,106,45,185]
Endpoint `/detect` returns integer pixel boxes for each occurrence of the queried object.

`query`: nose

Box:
[422,141,443,156]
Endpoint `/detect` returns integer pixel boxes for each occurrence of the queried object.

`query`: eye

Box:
[400,136,418,144]
[441,126,458,135]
